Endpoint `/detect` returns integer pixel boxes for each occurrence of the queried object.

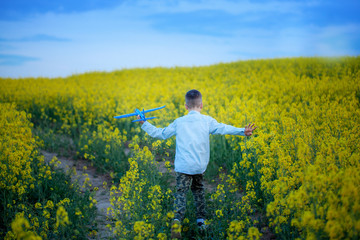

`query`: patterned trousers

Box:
[174,172,206,221]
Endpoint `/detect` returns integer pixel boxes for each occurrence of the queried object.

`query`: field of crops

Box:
[1,57,359,239]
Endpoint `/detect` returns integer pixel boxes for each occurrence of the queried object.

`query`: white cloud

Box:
[130,0,315,14]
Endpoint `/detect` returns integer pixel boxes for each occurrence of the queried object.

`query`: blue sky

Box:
[0,0,359,78]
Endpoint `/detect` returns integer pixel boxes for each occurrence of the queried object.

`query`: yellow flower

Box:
[10,216,42,240]
[75,209,82,216]
[216,209,224,218]
[11,216,30,234]
[164,161,171,168]
[157,232,167,240]
[35,203,42,209]
[56,206,69,228]
[44,200,54,209]
[42,210,50,219]
[166,212,174,219]
[247,227,262,240]
[133,221,154,238]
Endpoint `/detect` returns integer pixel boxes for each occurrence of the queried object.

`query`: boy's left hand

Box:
[244,123,257,136]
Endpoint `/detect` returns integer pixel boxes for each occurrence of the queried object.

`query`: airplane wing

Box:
[143,105,166,113]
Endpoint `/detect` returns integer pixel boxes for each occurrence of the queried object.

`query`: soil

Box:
[41,151,113,239]
[41,150,275,239]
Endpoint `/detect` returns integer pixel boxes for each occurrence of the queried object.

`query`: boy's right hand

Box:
[137,115,145,124]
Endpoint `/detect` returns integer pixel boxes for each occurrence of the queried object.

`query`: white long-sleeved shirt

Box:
[141,110,246,175]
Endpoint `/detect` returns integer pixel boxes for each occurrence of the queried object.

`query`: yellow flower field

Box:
[0,104,96,239]
[1,56,359,239]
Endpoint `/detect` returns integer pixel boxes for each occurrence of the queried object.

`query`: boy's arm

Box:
[209,118,257,136]
[140,121,176,140]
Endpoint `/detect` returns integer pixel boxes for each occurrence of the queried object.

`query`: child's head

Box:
[185,89,202,111]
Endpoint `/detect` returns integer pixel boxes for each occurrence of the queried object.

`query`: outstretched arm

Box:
[244,123,257,136]
[209,117,257,137]
[137,115,176,140]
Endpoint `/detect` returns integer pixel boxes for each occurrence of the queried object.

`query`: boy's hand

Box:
[244,123,257,136]
[137,115,145,124]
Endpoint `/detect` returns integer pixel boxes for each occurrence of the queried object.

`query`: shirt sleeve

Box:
[141,120,176,140]
[209,117,245,136]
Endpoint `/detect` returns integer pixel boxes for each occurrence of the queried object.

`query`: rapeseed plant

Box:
[1,57,359,239]
[0,104,96,239]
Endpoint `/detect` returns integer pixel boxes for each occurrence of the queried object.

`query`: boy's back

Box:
[175,111,210,174]
[141,110,245,174]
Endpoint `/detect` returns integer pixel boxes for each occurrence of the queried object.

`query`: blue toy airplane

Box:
[114,105,166,122]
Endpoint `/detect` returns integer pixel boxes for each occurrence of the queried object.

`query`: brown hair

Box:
[185,89,202,108]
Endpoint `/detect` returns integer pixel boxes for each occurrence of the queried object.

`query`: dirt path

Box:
[41,151,113,239]
[41,150,217,239]
[42,151,274,239]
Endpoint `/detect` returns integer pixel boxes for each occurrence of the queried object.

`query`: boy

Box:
[137,89,257,239]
